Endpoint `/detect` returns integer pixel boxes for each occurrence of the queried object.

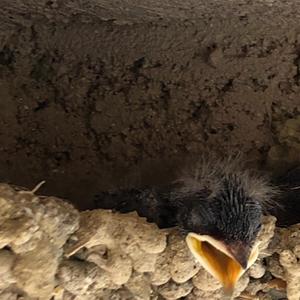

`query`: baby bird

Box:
[94,157,277,296]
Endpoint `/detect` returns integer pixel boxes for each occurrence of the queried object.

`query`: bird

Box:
[93,156,278,297]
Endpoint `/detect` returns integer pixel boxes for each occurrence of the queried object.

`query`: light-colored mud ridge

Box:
[0,183,299,300]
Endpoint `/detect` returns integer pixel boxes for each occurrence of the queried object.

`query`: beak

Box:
[186,233,259,297]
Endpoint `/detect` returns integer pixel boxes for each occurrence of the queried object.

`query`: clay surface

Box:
[0,184,299,300]
[0,1,300,209]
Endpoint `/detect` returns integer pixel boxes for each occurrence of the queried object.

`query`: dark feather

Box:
[93,187,179,228]
[93,157,281,250]
[269,166,300,226]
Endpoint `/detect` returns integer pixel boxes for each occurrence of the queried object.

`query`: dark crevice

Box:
[0,46,15,67]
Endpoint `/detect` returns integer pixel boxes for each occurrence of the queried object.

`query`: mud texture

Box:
[1,183,300,300]
[0,0,300,209]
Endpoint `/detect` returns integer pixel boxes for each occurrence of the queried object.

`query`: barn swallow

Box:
[94,157,277,297]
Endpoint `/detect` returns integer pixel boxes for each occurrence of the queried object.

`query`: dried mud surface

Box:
[1,183,300,300]
[0,0,300,209]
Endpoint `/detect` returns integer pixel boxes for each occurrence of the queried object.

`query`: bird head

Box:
[175,168,270,296]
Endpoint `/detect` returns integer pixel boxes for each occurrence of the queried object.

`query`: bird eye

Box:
[255,224,262,233]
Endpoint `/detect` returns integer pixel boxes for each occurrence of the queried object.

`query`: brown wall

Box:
[0,0,299,208]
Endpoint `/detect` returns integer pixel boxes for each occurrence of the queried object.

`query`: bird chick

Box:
[94,157,277,297]
[175,157,277,297]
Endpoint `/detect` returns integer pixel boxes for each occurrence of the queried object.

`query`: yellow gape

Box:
[186,233,259,296]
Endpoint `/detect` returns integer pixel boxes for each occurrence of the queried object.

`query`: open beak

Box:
[186,233,259,296]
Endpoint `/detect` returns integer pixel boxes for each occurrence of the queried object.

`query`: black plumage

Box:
[269,166,300,226]
[94,158,277,264]
[93,157,300,296]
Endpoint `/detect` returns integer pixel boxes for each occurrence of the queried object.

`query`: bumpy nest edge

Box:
[0,183,299,300]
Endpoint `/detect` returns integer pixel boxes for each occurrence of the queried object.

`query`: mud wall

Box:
[0,0,300,208]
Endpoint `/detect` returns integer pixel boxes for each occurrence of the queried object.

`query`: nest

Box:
[0,183,299,300]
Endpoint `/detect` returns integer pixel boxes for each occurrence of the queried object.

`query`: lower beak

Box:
[186,233,259,296]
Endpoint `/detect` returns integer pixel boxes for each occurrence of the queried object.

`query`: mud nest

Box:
[0,183,299,300]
